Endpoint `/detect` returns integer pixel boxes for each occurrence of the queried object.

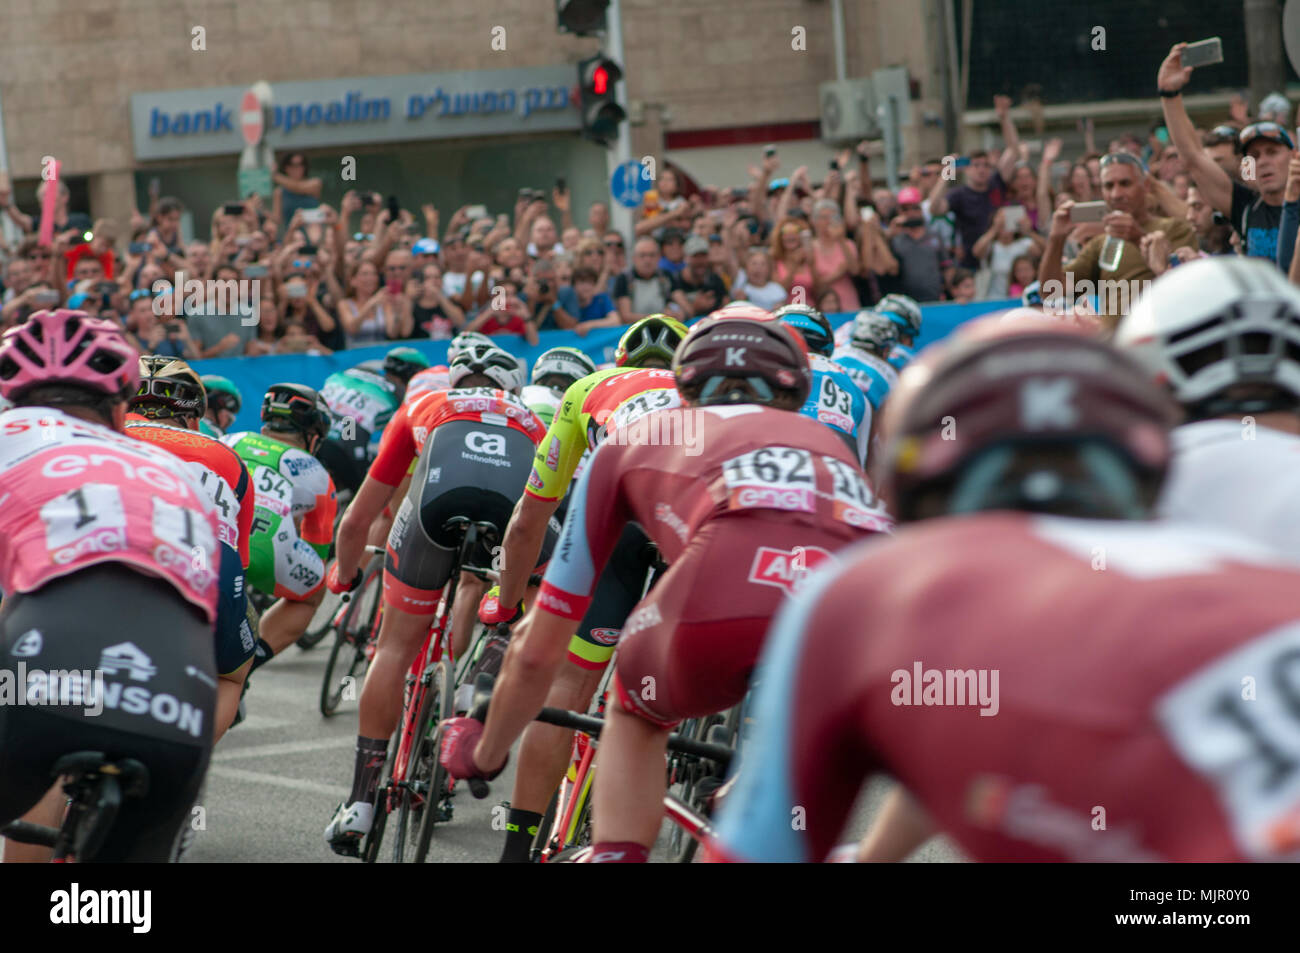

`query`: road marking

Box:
[206,765,340,797]
[213,736,355,763]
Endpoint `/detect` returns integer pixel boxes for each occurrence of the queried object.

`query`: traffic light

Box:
[577,54,626,145]
[556,0,609,36]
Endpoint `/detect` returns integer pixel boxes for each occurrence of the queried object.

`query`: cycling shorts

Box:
[214,543,256,676]
[0,564,215,862]
[317,433,372,498]
[246,510,326,601]
[611,517,852,728]
[384,419,540,614]
[566,522,660,671]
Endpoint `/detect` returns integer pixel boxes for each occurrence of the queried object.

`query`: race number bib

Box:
[721,447,816,514]
[40,484,128,563]
[322,382,382,432]
[1157,620,1300,860]
[605,387,681,437]
[815,376,855,434]
[254,465,294,517]
[822,457,892,532]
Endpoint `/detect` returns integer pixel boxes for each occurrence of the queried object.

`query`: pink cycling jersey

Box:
[0,407,221,622]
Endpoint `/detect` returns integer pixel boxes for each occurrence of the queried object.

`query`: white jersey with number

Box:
[1158,419,1300,564]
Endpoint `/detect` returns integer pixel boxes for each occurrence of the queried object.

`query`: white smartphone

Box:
[1071,200,1107,224]
[465,205,489,220]
[1002,205,1026,232]
[1181,37,1224,69]
[300,208,327,224]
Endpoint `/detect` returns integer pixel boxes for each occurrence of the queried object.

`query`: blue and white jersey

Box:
[887,343,915,371]
[800,354,870,464]
[832,345,898,412]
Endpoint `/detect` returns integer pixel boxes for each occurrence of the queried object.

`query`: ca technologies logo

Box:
[50,883,152,933]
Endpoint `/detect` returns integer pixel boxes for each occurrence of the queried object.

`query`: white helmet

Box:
[447,331,494,363]
[1117,257,1300,417]
[449,343,526,393]
[849,309,899,356]
[875,294,922,337]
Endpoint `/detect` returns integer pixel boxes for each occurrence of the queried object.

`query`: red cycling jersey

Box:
[369,386,546,487]
[125,413,254,568]
[537,403,892,726]
[711,513,1300,862]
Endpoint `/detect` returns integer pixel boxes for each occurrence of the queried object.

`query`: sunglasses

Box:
[129,289,155,301]
[291,259,315,270]
[605,241,624,249]
[1099,153,1147,173]
[352,232,374,242]
[1240,122,1295,149]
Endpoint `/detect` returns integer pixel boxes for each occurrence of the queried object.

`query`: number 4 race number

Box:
[1157,620,1300,859]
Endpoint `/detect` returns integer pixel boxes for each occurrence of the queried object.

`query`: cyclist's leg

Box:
[502,523,651,861]
[213,544,256,744]
[0,564,215,863]
[258,531,328,656]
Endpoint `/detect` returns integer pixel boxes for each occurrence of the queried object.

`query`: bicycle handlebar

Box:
[0,820,58,847]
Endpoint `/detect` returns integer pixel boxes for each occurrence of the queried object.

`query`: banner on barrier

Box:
[193,300,1017,433]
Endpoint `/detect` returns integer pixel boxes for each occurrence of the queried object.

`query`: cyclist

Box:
[708,323,1300,863]
[222,385,337,668]
[876,293,923,370]
[125,357,256,742]
[1117,256,1300,562]
[522,346,599,428]
[404,364,452,405]
[322,342,548,855]
[834,310,899,412]
[0,309,220,862]
[472,313,687,862]
[442,315,892,863]
[316,347,428,497]
[774,303,869,465]
[199,374,242,438]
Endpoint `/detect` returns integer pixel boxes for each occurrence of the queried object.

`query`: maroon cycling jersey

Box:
[711,513,1300,863]
[536,403,891,623]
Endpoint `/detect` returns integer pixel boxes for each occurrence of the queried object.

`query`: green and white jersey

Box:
[321,367,399,447]
[221,431,337,598]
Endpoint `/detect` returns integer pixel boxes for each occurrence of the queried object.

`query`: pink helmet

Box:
[0,309,139,402]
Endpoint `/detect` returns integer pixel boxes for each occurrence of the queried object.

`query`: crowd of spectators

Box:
[1,42,1298,354]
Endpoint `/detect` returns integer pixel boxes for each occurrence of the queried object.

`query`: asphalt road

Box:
[186,635,965,863]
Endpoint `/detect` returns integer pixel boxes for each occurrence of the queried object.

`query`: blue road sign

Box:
[610,159,652,208]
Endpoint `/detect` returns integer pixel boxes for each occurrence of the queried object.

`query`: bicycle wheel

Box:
[390,667,435,863]
[361,729,398,863]
[299,579,343,649]
[412,661,454,862]
[319,568,381,717]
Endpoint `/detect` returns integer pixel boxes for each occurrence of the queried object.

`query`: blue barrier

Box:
[193,299,1017,434]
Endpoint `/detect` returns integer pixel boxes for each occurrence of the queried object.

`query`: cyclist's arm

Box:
[234,459,254,569]
[474,444,628,773]
[336,410,414,580]
[498,493,559,609]
[300,473,338,560]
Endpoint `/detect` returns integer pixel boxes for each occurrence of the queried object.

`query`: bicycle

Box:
[319,548,385,717]
[0,751,150,863]
[360,518,503,864]
[462,674,734,863]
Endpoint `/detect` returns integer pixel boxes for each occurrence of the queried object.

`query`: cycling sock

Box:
[498,808,544,863]
[249,638,274,673]
[349,736,389,805]
[589,841,650,863]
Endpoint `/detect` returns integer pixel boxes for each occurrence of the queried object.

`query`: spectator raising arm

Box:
[993,95,1022,184]
[1145,173,1189,220]
[1281,153,1300,277]
[1038,199,1077,297]
[1158,43,1232,216]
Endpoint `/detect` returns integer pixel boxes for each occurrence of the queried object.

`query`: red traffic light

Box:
[593,66,608,95]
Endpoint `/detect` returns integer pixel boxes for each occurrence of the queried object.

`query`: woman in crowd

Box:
[731,246,788,310]
[810,198,861,311]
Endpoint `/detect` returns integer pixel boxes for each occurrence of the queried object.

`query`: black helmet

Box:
[261,382,331,442]
[131,355,207,420]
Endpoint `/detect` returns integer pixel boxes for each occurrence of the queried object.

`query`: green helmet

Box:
[615,314,688,368]
[383,346,431,382]
[530,347,597,392]
[201,374,242,416]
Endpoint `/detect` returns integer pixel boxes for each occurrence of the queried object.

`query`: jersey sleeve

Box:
[369,402,418,486]
[711,565,866,863]
[534,440,630,622]
[234,457,253,568]
[525,378,594,502]
[299,468,337,558]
